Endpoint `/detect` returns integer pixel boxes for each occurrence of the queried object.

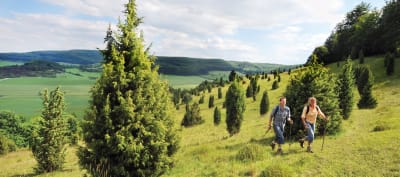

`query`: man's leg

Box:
[274,125,285,154]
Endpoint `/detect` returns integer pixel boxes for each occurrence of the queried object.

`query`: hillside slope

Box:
[0,56,398,177]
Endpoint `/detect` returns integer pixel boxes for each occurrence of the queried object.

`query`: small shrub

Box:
[259,164,294,177]
[372,124,390,132]
[0,133,17,155]
[236,144,263,162]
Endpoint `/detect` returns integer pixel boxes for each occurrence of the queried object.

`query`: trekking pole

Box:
[321,118,328,151]
[264,126,272,136]
[289,123,292,151]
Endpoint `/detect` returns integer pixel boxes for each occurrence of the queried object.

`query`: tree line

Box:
[308,1,400,65]
[0,60,64,78]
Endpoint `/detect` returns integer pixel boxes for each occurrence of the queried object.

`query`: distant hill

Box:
[0,60,64,78]
[0,50,296,75]
[0,50,102,65]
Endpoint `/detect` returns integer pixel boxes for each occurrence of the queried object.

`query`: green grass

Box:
[0,69,97,119]
[0,68,228,119]
[160,71,230,89]
[0,56,399,176]
[0,60,22,67]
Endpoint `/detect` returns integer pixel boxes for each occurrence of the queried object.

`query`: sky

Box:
[0,0,386,64]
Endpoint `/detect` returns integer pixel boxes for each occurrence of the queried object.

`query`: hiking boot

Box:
[299,139,304,148]
[307,146,313,153]
[270,141,276,150]
[277,148,283,155]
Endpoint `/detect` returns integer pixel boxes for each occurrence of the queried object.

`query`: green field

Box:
[0,56,399,177]
[0,68,97,119]
[0,69,228,119]
[0,60,22,66]
[160,71,230,89]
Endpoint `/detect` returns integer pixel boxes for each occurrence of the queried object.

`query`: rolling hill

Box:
[0,50,297,75]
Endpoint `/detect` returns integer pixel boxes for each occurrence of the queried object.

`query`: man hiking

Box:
[269,97,293,155]
[299,97,329,153]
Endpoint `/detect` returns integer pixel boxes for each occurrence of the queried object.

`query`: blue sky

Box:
[0,0,385,64]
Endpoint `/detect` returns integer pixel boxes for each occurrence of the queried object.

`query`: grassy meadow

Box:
[0,68,97,119]
[0,56,399,176]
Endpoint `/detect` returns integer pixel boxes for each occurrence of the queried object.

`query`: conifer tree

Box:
[78,1,178,176]
[225,81,246,136]
[285,58,341,136]
[207,85,212,93]
[359,49,365,64]
[181,103,203,127]
[386,53,395,75]
[218,87,223,99]
[219,77,225,87]
[229,70,237,82]
[199,95,205,104]
[356,66,378,109]
[209,95,215,108]
[272,80,279,90]
[260,90,269,116]
[246,84,253,98]
[31,87,67,173]
[384,52,391,67]
[213,106,221,126]
[337,59,355,119]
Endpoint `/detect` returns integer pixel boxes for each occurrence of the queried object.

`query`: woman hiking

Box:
[299,97,328,153]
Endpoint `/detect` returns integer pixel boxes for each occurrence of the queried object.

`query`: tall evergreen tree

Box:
[31,87,67,173]
[272,80,279,90]
[225,81,246,136]
[219,77,225,87]
[218,87,223,99]
[229,70,237,82]
[359,49,365,64]
[356,66,378,109]
[337,59,355,119]
[384,52,391,67]
[198,95,205,104]
[213,106,221,126]
[386,53,395,75]
[207,84,212,93]
[209,95,215,108]
[78,1,178,176]
[246,84,253,98]
[259,90,269,116]
[285,58,341,136]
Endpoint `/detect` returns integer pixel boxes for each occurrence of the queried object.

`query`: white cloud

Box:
[265,26,329,64]
[1,0,349,64]
[0,13,108,52]
[39,0,127,17]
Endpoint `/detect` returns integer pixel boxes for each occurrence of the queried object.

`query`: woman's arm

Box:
[317,106,328,120]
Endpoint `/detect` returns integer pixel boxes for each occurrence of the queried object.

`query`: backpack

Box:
[306,105,319,115]
[273,105,279,117]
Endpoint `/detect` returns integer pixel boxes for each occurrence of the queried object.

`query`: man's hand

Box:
[289,119,293,125]
[325,117,329,122]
